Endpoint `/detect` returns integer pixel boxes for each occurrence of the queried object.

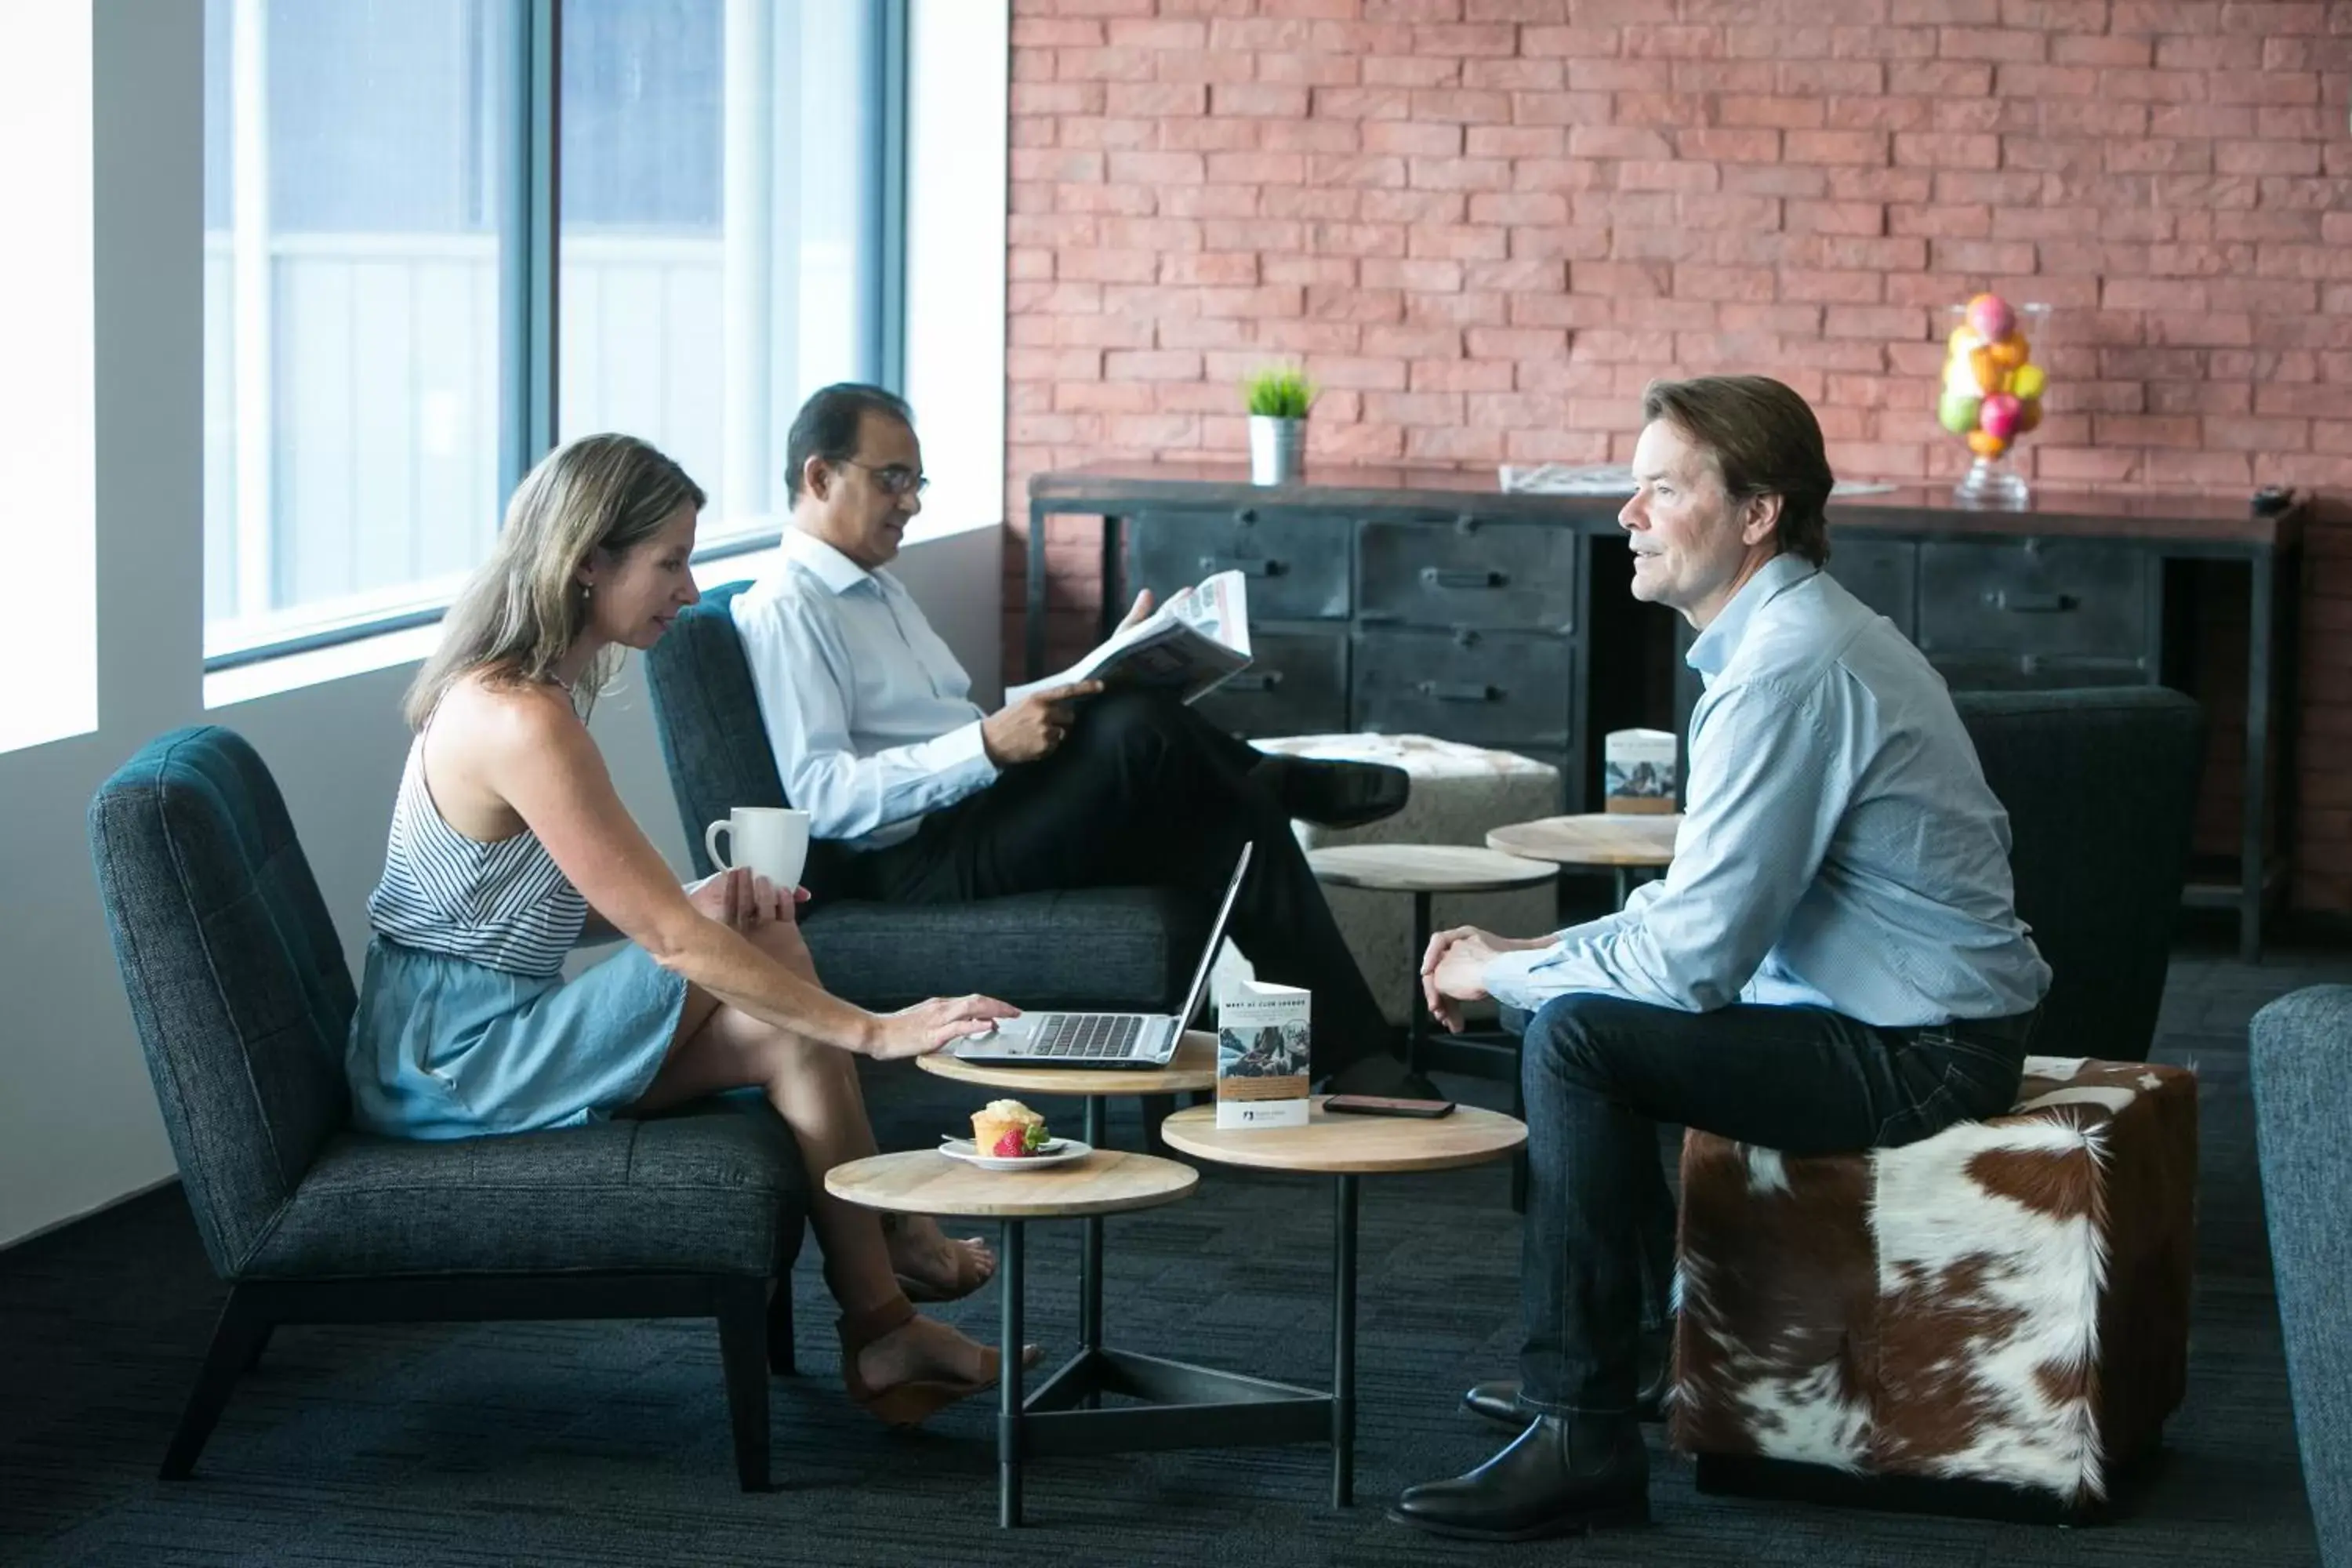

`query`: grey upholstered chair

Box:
[644,580,1207,1014]
[88,726,806,1490]
[2252,985,2352,1567]
[1950,685,2205,1063]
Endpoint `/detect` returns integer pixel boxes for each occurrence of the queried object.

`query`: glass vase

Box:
[1940,301,2049,510]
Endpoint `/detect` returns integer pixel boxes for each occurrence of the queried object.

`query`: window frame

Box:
[201,0,910,676]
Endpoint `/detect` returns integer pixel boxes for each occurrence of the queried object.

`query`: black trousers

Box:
[836,688,1395,1079]
[1518,992,2038,1415]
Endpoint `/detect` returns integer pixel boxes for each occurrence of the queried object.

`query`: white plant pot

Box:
[1248,415,1305,486]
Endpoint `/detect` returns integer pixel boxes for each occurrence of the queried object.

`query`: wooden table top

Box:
[1487,813,1682,868]
[915,1029,1219,1096]
[1159,1099,1526,1176]
[1306,844,1559,895]
[825,1148,1200,1219]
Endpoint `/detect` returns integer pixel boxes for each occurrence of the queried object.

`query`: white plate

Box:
[937,1136,1093,1172]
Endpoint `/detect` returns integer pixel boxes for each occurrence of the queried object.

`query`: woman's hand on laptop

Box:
[867,994,1022,1060]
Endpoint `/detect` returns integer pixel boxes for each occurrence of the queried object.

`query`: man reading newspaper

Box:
[731,383,1427,1094]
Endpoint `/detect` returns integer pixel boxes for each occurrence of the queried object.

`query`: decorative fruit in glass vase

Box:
[1940,296,2049,508]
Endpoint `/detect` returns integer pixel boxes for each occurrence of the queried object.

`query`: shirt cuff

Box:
[1482,943,1565,1013]
[935,719,1000,786]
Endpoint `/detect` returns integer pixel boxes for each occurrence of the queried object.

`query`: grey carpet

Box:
[3,941,2344,1566]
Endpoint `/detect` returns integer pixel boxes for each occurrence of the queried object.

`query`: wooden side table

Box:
[828,1147,1247,1528]
[1158,1099,1527,1507]
[1488,812,1681,911]
[1305,844,1558,1078]
[917,1033,1217,1367]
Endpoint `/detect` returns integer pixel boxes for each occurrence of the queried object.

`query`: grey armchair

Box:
[644,581,1207,1014]
[88,726,805,1490]
[1951,685,2205,1064]
[2253,985,2352,1566]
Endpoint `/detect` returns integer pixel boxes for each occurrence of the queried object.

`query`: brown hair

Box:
[1639,376,1835,566]
[403,434,704,730]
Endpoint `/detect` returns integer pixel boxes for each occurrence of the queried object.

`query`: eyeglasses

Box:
[839,458,929,497]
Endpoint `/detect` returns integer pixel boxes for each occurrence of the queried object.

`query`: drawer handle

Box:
[1224,671,1283,693]
[1423,567,1505,590]
[1207,556,1286,579]
[1419,681,1496,703]
[1988,590,2075,613]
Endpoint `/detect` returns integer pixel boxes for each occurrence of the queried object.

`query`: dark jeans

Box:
[1518,992,2038,1415]
[838,688,1394,1079]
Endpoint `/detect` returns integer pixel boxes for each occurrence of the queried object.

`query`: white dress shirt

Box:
[731,529,999,850]
[1483,553,2051,1028]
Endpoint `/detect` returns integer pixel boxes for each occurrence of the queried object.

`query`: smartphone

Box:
[1325,1094,1457,1119]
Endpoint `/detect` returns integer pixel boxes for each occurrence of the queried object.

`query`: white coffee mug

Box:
[704,807,811,890]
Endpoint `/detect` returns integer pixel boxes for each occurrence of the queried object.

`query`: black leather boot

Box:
[1388,1414,1650,1542]
[1461,1323,1673,1428]
[1250,754,1410,829]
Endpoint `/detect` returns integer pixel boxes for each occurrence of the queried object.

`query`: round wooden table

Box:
[828,1147,1225,1528]
[1159,1098,1528,1506]
[1486,812,1682,908]
[916,1034,1218,1378]
[1305,845,1557,1073]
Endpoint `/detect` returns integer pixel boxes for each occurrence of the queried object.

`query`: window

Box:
[556,0,898,546]
[203,0,902,667]
[0,2,97,754]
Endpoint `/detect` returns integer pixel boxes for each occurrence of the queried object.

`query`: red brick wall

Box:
[1000,0,2352,909]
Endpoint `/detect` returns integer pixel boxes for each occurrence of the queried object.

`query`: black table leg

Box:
[1407,891,1434,1075]
[1332,1172,1359,1508]
[1080,1099,1105,1361]
[1000,1219,1025,1529]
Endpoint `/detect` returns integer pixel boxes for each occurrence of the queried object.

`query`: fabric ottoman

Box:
[1251,733,1562,1025]
[1671,1054,2197,1521]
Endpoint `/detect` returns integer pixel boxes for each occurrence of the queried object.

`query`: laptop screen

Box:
[1171,841,1254,1029]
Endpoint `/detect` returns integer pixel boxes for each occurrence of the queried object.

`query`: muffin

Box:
[971,1099,1049,1159]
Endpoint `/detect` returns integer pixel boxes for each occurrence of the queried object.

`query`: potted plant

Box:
[1242,365,1314,486]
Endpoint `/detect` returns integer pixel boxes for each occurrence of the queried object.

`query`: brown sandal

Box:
[838,1296,1009,1429]
[882,1213,993,1304]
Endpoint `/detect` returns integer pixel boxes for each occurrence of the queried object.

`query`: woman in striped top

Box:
[347,434,1022,1427]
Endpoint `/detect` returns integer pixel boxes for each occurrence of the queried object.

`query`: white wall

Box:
[0,0,1010,1250]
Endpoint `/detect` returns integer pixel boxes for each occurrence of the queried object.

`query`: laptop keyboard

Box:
[1031,1013,1145,1060]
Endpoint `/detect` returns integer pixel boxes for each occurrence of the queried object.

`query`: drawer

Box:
[1827,536,1916,638]
[1352,627,1573,749]
[1126,508,1350,622]
[1929,653,2155,692]
[1190,626,1347,738]
[1915,541,2151,660]
[1358,517,1578,632]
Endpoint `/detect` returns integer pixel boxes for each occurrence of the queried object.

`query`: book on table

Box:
[1005,569,1253,707]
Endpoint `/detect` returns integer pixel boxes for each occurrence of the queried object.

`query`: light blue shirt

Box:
[731,529,999,850]
[1483,553,2050,1028]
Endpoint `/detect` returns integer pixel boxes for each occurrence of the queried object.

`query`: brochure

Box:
[1216,978,1311,1130]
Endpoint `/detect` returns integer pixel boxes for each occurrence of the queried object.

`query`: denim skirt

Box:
[346,936,689,1140]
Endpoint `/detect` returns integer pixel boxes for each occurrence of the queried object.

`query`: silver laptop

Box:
[947,842,1254,1069]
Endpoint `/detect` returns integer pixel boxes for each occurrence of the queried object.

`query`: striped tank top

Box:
[365,738,587,978]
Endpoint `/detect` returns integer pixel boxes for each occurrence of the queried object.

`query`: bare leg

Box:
[625,922,995,1389]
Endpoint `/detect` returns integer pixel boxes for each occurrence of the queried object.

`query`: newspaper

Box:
[1498,463,1901,499]
[1004,569,1254,707]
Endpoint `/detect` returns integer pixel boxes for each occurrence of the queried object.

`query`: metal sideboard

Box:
[1027,461,2305,960]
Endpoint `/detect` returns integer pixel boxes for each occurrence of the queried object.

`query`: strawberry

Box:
[992,1129,1030,1158]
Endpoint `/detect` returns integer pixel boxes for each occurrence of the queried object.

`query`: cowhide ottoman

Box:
[1671,1055,2197,1523]
[1250,733,1561,1026]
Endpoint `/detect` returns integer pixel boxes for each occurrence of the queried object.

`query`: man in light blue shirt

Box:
[731,384,1425,1094]
[1392,376,2049,1543]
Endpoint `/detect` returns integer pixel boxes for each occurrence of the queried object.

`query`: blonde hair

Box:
[404,434,704,730]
